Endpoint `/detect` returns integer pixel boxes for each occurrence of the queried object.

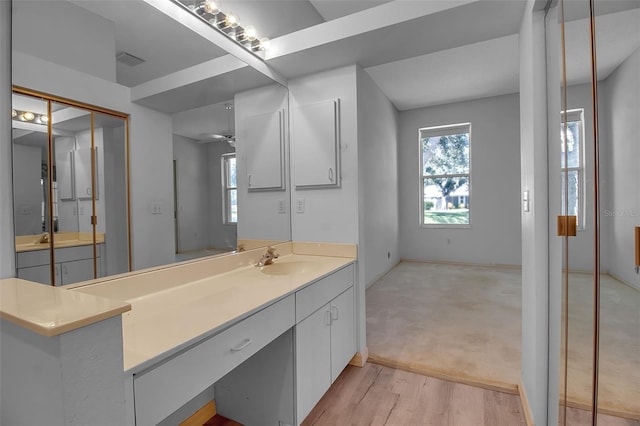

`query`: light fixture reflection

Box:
[177,0,269,55]
[225,12,239,28]
[203,0,219,15]
[21,111,35,121]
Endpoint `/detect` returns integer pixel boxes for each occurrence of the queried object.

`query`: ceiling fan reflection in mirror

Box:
[199,102,235,147]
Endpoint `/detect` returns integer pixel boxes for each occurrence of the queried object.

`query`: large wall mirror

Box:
[11,0,292,283]
[556,0,639,424]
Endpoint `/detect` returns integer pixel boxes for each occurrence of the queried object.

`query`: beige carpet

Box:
[366,262,522,392]
[366,262,639,419]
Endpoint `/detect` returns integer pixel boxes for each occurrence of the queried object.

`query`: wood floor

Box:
[301,363,526,426]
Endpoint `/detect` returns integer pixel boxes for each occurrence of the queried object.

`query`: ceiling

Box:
[14,0,640,139]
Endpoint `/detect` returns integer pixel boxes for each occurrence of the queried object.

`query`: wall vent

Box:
[116,52,145,67]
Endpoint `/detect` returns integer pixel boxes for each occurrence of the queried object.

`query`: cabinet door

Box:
[245,110,285,191]
[17,264,53,285]
[330,287,355,383]
[292,99,340,188]
[295,303,332,423]
[60,258,95,285]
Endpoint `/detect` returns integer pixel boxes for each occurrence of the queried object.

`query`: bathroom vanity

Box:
[0,242,358,426]
[15,232,106,285]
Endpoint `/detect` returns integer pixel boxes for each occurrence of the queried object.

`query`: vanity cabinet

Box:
[133,295,296,426]
[292,99,341,188]
[16,244,102,285]
[295,265,355,424]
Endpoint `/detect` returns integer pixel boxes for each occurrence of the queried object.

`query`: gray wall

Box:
[601,48,640,289]
[173,134,212,253]
[357,67,400,288]
[519,2,550,424]
[599,49,640,289]
[12,144,42,236]
[398,93,522,266]
[0,0,14,279]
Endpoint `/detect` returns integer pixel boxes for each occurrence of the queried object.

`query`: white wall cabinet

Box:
[75,146,98,200]
[245,109,285,191]
[292,99,341,188]
[295,265,355,424]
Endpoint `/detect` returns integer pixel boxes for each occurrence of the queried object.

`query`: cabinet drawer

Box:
[16,249,50,268]
[133,294,295,426]
[296,264,353,323]
[16,245,95,268]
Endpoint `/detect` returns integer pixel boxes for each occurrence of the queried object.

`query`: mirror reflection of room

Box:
[12,91,130,285]
[172,101,237,262]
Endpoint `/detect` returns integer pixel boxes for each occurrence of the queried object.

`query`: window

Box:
[222,153,237,224]
[561,109,585,229]
[420,123,471,227]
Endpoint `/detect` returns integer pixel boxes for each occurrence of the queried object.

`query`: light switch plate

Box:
[278,199,286,214]
[151,202,162,214]
[296,198,305,214]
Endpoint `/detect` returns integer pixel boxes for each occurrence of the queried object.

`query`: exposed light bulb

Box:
[203,0,219,15]
[259,37,271,51]
[12,109,17,118]
[243,26,257,41]
[39,114,49,124]
[21,111,35,121]
[225,12,239,28]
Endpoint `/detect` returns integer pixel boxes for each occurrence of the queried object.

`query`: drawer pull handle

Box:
[331,306,339,321]
[325,310,332,326]
[230,338,253,352]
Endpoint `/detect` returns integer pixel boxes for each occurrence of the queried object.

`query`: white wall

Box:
[235,83,291,243]
[1,316,127,425]
[519,2,550,424]
[289,66,359,244]
[601,48,640,289]
[173,135,211,252]
[12,0,116,82]
[0,0,14,279]
[103,126,130,275]
[398,93,522,266]
[356,67,400,287]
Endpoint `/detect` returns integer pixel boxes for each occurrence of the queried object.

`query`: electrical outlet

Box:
[278,199,286,214]
[296,198,305,214]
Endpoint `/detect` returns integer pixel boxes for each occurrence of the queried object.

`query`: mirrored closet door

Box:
[12,88,131,286]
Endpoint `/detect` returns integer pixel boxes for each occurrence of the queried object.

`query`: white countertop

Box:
[73,253,355,372]
[0,278,130,336]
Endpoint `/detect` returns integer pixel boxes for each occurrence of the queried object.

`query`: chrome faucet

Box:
[256,246,279,267]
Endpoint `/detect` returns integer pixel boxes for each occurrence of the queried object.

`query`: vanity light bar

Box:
[176,0,270,53]
[11,109,48,124]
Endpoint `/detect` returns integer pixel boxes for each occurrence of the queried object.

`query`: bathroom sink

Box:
[258,260,320,276]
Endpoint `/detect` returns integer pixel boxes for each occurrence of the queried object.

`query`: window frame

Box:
[561,109,586,231]
[221,153,237,225]
[418,122,472,229]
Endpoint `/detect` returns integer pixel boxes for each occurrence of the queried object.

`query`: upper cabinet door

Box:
[245,109,286,191]
[292,99,341,189]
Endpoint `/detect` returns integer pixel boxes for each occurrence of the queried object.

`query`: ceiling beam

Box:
[131,54,247,102]
[266,0,477,60]
[141,0,287,87]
